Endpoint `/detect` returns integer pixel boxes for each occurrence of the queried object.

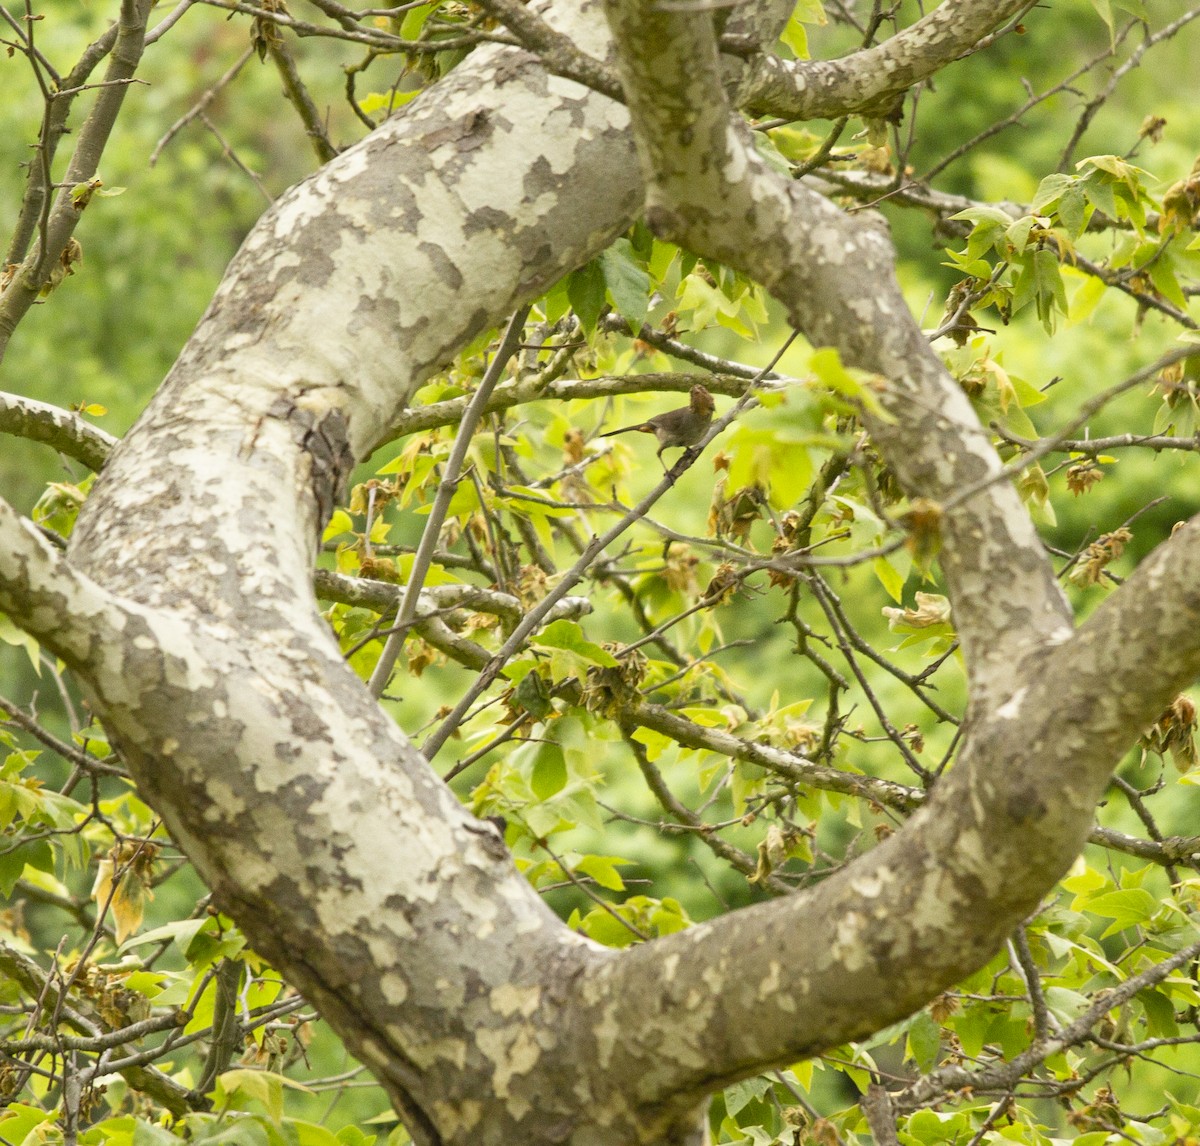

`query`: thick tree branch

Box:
[11,1,1196,1142]
[733,0,1034,121]
[0,390,118,471]
[0,494,120,669]
[472,0,622,99]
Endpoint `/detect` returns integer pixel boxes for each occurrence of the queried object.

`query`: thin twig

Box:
[368,306,530,698]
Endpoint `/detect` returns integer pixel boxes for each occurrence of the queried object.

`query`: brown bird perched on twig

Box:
[599,384,715,466]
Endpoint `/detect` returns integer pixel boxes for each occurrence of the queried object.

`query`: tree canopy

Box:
[3,0,1200,1144]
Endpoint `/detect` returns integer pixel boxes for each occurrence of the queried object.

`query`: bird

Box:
[598,384,715,466]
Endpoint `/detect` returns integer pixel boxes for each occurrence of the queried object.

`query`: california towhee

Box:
[599,384,715,465]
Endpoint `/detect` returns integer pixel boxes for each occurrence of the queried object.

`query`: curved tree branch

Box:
[733,0,1035,121]
[0,391,118,472]
[3,0,1197,1142]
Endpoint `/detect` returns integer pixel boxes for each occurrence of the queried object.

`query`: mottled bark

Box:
[733,0,1033,119]
[3,0,1200,1143]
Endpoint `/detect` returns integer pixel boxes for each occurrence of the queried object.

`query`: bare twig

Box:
[368,306,531,698]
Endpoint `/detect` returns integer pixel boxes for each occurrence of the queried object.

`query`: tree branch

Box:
[0,390,118,471]
[0,0,155,362]
[734,0,1035,121]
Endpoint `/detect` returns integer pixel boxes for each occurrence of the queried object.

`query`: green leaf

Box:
[513,670,554,720]
[1085,887,1158,935]
[574,906,640,948]
[1043,986,1090,1025]
[133,1121,187,1145]
[1004,214,1039,255]
[631,724,671,761]
[214,1069,312,1122]
[906,1009,942,1072]
[187,1115,271,1146]
[398,3,432,39]
[1148,253,1188,309]
[904,1109,971,1144]
[1058,184,1089,237]
[0,837,52,898]
[951,206,1015,228]
[676,274,728,329]
[0,612,41,676]
[1068,273,1108,322]
[1138,987,1179,1038]
[1060,860,1106,893]
[1080,169,1118,220]
[120,915,213,957]
[530,742,567,799]
[1033,248,1068,329]
[336,1128,377,1146]
[1031,172,1076,214]
[284,1120,344,1146]
[0,1103,56,1144]
[599,239,650,328]
[950,1003,990,1059]
[1088,0,1113,37]
[808,347,888,416]
[649,896,690,935]
[779,17,809,57]
[575,854,630,891]
[567,260,607,333]
[723,1075,773,1117]
[358,90,419,116]
[532,620,618,666]
[873,556,906,603]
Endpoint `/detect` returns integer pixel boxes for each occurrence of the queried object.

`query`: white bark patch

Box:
[452,878,502,939]
[271,181,338,242]
[814,226,849,266]
[721,124,748,184]
[593,1002,621,1069]
[490,982,542,1018]
[831,912,868,972]
[355,1035,391,1072]
[914,868,969,931]
[849,298,877,323]
[756,960,781,1001]
[959,828,989,880]
[996,687,1028,721]
[850,865,896,901]
[431,1099,483,1139]
[406,1035,468,1071]
[381,971,409,1005]
[201,779,245,820]
[476,1023,542,1100]
[217,839,283,893]
[494,877,566,936]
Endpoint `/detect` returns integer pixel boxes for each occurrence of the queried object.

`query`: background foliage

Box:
[4,0,1200,1143]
